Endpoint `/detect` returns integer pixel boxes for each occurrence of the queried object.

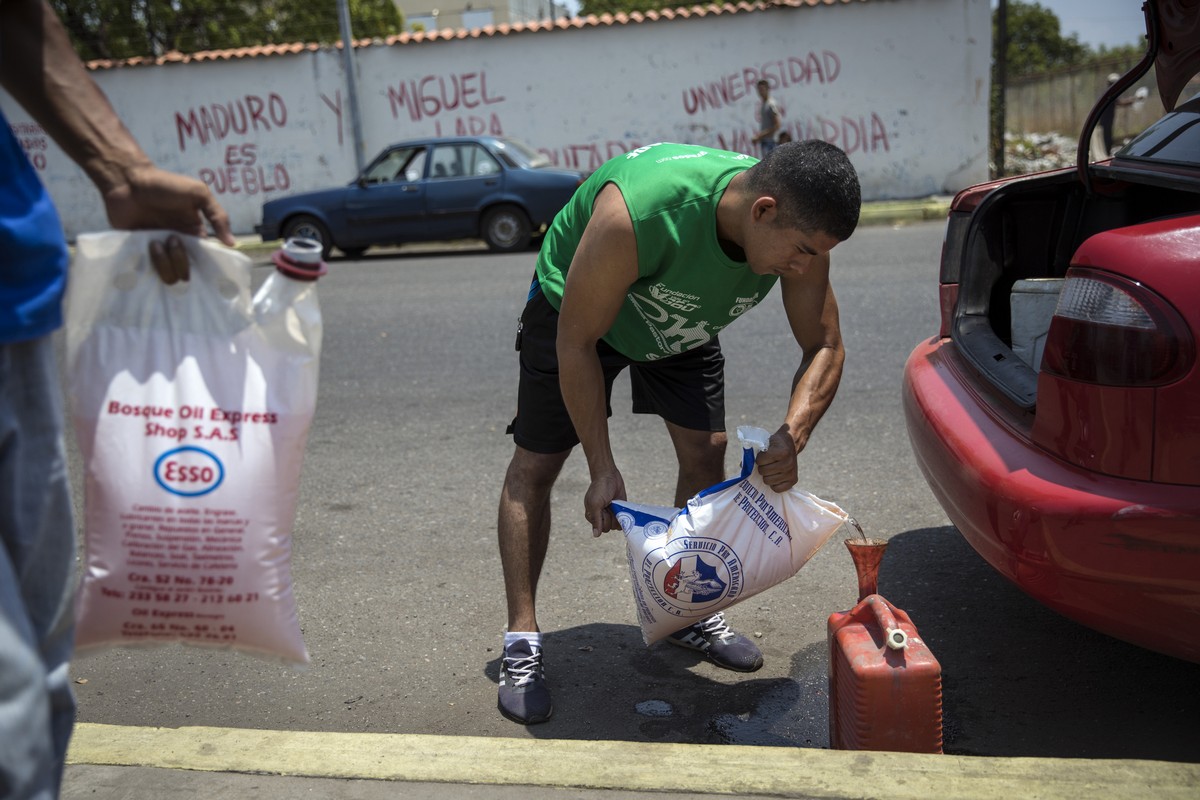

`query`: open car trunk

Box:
[949,161,1200,413]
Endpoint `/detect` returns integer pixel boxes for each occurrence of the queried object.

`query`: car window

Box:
[404,150,427,181]
[429,144,501,179]
[364,147,426,183]
[492,137,549,169]
[1117,91,1200,165]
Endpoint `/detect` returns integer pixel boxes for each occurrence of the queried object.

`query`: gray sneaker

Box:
[667,612,764,672]
[497,639,553,725]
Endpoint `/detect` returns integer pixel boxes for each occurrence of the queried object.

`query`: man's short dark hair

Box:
[744,139,861,241]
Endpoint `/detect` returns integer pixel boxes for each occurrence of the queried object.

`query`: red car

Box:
[903,0,1200,664]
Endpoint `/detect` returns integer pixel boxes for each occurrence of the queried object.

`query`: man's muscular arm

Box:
[556,182,640,534]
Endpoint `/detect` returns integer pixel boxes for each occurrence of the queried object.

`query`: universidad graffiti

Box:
[682,51,843,114]
[685,50,891,156]
[175,94,292,197]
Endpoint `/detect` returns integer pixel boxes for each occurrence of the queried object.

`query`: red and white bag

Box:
[613,426,849,644]
[66,232,324,664]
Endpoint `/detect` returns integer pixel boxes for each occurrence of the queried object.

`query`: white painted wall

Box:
[2,0,991,238]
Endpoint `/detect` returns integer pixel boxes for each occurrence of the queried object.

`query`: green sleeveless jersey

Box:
[535,142,779,361]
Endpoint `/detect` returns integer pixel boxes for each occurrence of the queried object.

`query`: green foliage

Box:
[578,0,680,15]
[51,0,404,61]
[998,1,1147,77]
[998,0,1088,76]
[990,1,1149,176]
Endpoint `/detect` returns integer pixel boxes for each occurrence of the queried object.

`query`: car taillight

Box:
[937,210,969,337]
[1041,268,1194,386]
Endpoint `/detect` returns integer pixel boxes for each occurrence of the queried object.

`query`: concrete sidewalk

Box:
[63,722,1200,799]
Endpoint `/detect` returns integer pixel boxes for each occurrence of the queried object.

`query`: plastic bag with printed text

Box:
[66,232,325,665]
[613,426,848,645]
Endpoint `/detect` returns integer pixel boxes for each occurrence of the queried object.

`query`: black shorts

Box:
[508,286,726,454]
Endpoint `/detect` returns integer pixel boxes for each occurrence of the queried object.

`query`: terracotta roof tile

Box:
[84,0,873,70]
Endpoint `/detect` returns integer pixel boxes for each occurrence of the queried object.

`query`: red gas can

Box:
[827,593,943,753]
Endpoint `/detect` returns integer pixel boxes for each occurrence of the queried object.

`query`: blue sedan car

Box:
[257,136,585,258]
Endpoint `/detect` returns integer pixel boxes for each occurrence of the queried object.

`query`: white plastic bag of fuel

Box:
[65,232,325,665]
[613,426,849,645]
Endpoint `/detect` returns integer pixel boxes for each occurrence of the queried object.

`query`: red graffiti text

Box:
[198,143,291,196]
[537,140,640,172]
[11,122,49,170]
[682,52,842,115]
[176,94,288,152]
[433,114,504,137]
[717,112,890,155]
[387,72,505,122]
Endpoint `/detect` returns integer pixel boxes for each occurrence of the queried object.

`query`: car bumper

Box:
[255,222,279,241]
[903,336,1200,663]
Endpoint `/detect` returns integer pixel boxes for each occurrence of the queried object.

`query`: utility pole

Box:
[337,0,367,174]
[993,0,1007,178]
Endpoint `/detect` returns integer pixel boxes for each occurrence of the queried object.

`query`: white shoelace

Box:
[503,650,543,687]
[697,612,736,643]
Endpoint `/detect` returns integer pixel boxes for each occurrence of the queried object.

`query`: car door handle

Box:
[401,185,420,192]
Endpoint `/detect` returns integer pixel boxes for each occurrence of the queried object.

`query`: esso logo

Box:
[153,446,225,497]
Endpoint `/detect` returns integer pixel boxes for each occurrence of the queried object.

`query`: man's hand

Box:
[583,467,627,537]
[755,428,799,493]
[103,164,235,284]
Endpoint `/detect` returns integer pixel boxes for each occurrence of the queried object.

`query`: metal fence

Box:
[1005,58,1167,144]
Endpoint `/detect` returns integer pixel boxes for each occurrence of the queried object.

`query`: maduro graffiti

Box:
[176,94,288,152]
[197,143,290,197]
[683,52,841,115]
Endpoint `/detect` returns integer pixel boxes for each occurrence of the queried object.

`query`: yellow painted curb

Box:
[68,723,1199,799]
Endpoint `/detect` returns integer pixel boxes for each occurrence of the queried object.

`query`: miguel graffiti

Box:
[176,94,292,198]
[387,71,505,123]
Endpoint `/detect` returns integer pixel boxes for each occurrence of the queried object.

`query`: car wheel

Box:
[340,247,367,259]
[282,215,333,260]
[482,205,532,252]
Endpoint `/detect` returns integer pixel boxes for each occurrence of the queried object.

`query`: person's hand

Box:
[583,467,627,537]
[755,428,798,493]
[102,164,235,284]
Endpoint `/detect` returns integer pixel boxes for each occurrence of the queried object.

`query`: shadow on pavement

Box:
[483,621,808,746]
[478,528,1200,763]
[878,527,1200,762]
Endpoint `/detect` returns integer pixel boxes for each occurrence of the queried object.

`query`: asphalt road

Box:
[64,222,1200,763]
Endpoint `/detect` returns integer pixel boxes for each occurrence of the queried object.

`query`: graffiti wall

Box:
[2,0,991,237]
